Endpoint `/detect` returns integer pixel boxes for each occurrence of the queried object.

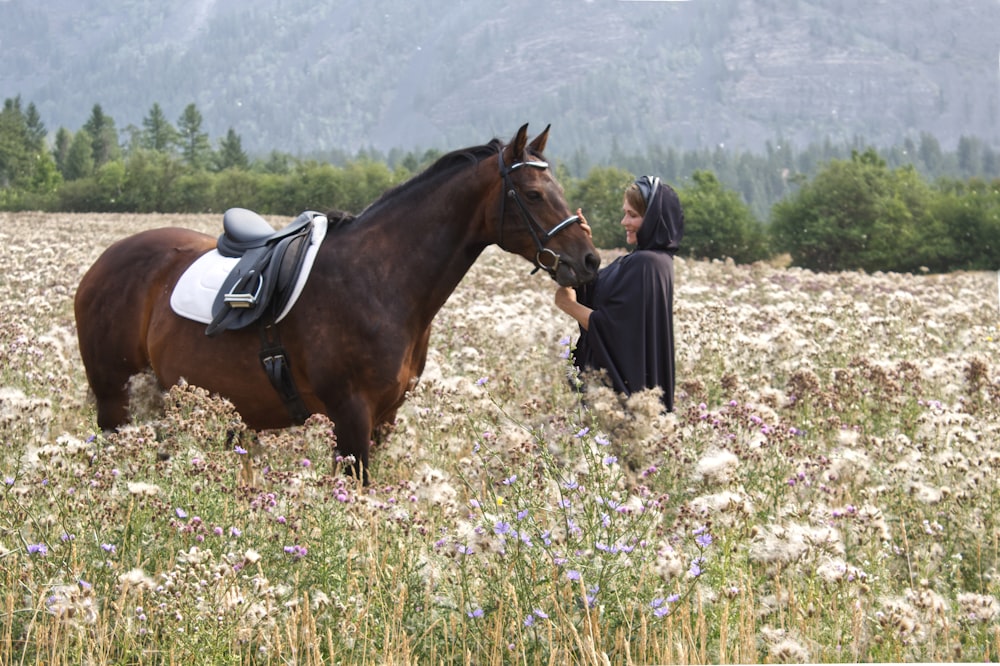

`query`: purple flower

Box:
[695,532,713,548]
[234,445,247,455]
[502,474,517,486]
[494,521,512,536]
[101,543,116,554]
[175,507,188,519]
[27,543,47,556]
[688,557,704,578]
[575,427,590,438]
[566,569,581,581]
[467,608,484,618]
[603,455,618,465]
[283,544,308,560]
[476,377,488,386]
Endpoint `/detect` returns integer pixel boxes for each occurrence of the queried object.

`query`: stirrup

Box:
[223,273,263,308]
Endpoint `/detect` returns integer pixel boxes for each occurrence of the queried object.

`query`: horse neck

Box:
[350,162,498,327]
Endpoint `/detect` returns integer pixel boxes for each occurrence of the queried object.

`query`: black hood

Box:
[635,176,684,255]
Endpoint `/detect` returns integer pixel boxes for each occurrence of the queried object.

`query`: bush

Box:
[677,170,768,264]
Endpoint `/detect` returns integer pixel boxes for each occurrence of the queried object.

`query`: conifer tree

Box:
[141,102,178,152]
[215,128,249,170]
[176,103,212,169]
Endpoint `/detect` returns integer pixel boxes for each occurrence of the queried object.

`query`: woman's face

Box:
[620,196,644,245]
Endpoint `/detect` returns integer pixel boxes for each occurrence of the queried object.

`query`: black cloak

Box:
[572,177,684,411]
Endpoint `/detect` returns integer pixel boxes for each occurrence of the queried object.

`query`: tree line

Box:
[1,96,997,273]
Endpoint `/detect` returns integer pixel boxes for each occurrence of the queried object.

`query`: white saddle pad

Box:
[170,215,328,324]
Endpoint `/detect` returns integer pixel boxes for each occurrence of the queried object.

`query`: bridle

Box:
[497,150,582,277]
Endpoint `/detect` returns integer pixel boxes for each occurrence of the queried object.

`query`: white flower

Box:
[693,449,740,485]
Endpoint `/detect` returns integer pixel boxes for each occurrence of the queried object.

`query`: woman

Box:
[554,176,684,411]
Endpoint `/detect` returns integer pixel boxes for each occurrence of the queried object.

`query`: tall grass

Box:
[1,212,998,663]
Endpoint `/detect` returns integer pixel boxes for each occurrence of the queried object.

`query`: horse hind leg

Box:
[86,366,152,432]
[78,331,154,432]
[86,373,132,431]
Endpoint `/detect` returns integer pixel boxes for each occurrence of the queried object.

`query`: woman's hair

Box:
[624,182,647,217]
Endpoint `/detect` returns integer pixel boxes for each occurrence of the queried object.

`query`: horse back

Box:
[78,227,214,309]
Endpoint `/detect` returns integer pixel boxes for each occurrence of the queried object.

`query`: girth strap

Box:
[258,322,310,425]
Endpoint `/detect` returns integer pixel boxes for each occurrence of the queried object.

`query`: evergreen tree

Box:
[141,102,177,152]
[64,129,95,181]
[24,102,46,152]
[956,136,982,177]
[0,97,30,188]
[82,104,120,167]
[214,128,249,170]
[176,103,211,169]
[53,127,72,176]
[0,96,59,196]
[918,132,944,175]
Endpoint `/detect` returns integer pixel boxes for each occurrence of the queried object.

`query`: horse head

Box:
[494,124,601,287]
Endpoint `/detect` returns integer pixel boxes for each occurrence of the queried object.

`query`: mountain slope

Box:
[1,0,997,158]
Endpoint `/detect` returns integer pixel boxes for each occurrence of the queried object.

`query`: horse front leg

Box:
[330,395,373,484]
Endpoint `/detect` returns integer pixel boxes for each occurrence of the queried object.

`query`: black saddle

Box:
[205,208,319,336]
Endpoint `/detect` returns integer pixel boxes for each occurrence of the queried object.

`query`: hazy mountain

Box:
[2,0,998,159]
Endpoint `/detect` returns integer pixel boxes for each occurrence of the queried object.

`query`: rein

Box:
[497,151,581,277]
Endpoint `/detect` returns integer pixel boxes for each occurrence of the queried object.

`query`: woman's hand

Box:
[554,285,577,310]
[554,285,591,330]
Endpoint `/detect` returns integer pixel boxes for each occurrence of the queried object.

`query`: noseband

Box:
[497,151,582,277]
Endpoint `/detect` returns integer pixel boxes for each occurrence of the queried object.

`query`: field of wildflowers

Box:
[1,211,999,664]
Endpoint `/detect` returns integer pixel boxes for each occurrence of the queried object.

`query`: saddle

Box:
[205,208,320,336]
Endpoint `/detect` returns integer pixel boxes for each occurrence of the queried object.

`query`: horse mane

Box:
[324,209,358,231]
[356,138,505,221]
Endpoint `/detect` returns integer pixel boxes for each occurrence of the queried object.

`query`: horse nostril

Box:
[585,252,601,275]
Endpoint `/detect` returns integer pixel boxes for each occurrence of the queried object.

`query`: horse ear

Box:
[528,124,551,155]
[510,123,530,159]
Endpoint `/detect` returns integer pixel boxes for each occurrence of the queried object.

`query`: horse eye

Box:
[525,190,544,202]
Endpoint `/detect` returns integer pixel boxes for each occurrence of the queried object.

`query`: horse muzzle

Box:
[538,248,600,287]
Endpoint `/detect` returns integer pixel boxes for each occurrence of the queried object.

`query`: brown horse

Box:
[75,124,600,479]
